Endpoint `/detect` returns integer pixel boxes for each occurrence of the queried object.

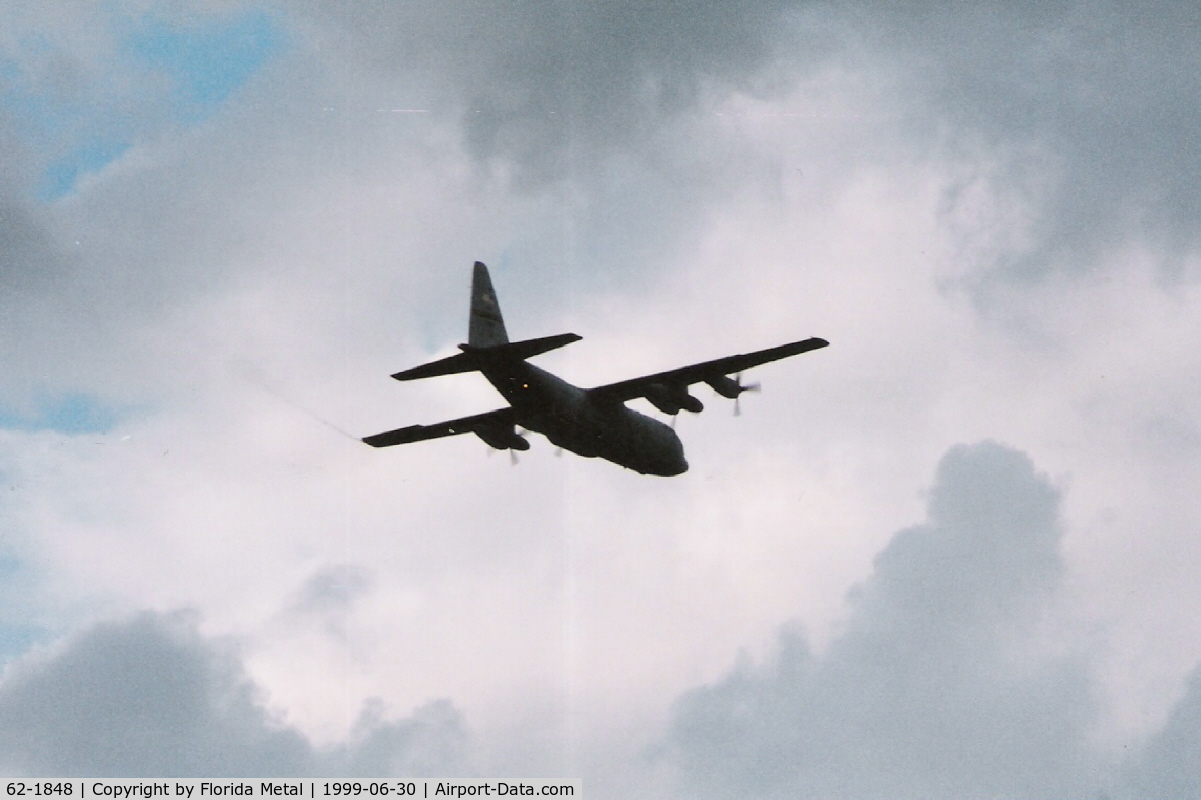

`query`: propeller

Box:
[511,426,530,465]
[487,443,522,464]
[485,426,529,463]
[732,372,761,417]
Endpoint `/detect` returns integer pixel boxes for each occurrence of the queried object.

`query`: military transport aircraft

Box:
[363,262,828,476]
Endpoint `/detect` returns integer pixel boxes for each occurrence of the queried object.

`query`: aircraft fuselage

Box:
[481,358,688,476]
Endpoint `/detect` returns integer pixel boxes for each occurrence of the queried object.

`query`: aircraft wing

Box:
[362,407,515,447]
[587,337,829,405]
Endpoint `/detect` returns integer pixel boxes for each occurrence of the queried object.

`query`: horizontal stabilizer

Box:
[460,332,582,360]
[391,352,477,381]
[392,332,581,381]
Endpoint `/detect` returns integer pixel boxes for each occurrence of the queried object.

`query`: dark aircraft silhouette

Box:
[363,262,828,476]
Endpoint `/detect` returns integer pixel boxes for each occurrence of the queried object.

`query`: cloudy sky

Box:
[2,1,1200,795]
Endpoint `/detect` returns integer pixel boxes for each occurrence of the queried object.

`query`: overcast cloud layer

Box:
[0,612,467,777]
[3,2,1201,796]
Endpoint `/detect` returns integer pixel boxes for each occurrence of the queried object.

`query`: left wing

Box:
[362,407,515,448]
[587,337,828,407]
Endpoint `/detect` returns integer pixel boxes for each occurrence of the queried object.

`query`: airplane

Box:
[362,262,828,476]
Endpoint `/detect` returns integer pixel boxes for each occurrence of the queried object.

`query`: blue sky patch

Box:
[0,557,43,664]
[127,10,284,122]
[0,623,43,665]
[0,393,119,435]
[0,7,285,200]
[37,138,132,202]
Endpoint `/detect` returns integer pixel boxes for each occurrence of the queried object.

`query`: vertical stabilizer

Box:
[469,261,509,347]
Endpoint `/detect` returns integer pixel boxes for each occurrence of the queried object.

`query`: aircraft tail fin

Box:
[390,261,580,382]
[469,261,509,348]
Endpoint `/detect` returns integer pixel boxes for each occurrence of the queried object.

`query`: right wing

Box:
[587,337,829,405]
[362,407,515,448]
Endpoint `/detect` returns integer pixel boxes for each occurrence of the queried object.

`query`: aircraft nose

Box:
[651,451,688,476]
[664,452,688,476]
[669,439,688,475]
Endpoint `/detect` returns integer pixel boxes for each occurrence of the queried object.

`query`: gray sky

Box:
[2,2,1200,795]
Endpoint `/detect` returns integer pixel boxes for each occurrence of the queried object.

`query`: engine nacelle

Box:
[644,382,704,415]
[474,425,530,451]
[706,374,743,399]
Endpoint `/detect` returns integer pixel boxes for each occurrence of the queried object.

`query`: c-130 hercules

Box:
[363,262,828,476]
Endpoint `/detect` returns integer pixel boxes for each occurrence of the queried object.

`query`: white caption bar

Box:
[4,781,579,799]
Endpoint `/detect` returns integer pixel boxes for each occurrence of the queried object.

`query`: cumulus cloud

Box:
[668,442,1103,798]
[0,611,468,777]
[1121,665,1201,798]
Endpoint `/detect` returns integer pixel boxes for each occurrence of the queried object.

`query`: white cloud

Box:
[666,442,1105,798]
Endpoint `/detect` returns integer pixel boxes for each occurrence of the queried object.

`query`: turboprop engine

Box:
[643,382,704,415]
[705,374,742,398]
[705,372,761,415]
[473,423,530,451]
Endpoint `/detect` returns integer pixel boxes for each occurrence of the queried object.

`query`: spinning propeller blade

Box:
[733,372,761,416]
